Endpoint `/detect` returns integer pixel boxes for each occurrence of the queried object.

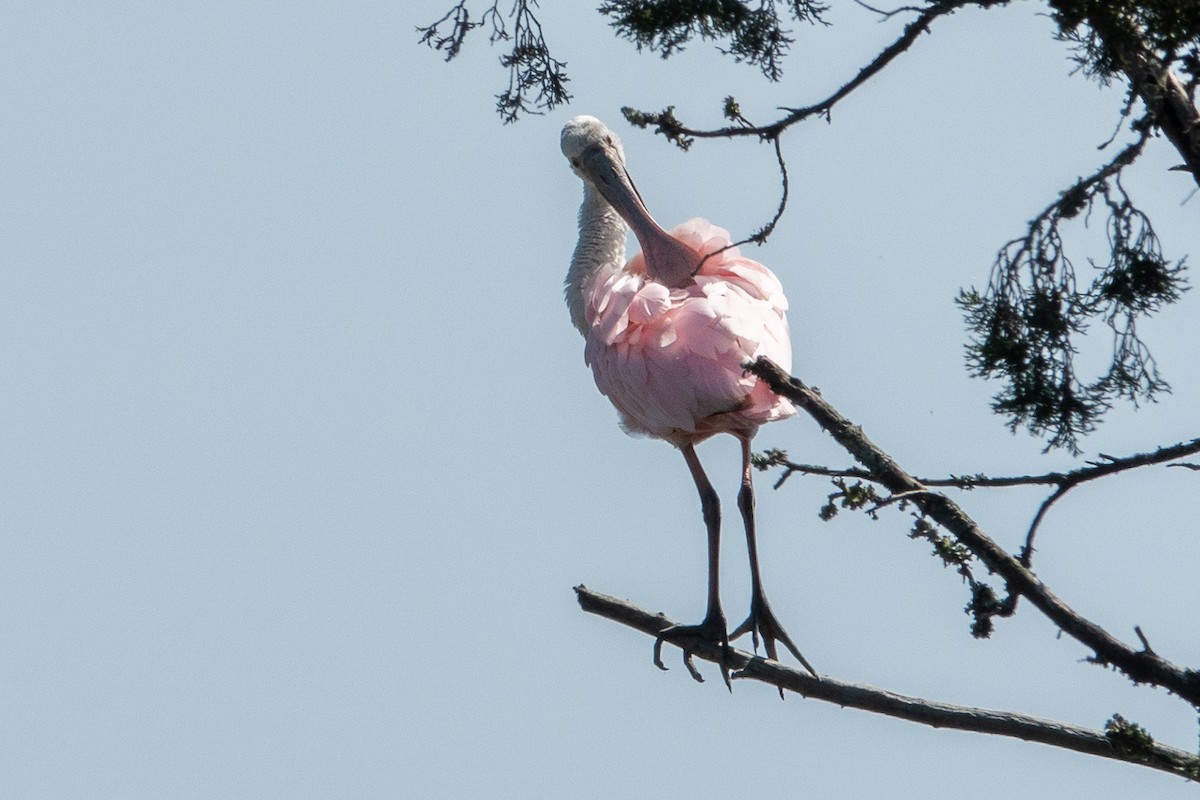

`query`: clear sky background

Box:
[2,2,1198,797]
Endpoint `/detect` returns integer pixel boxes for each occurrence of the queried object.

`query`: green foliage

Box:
[599,0,828,81]
[959,156,1187,453]
[909,517,972,568]
[907,517,998,637]
[750,447,789,470]
[1104,713,1156,760]
[818,478,879,521]
[959,105,1188,454]
[964,582,1001,639]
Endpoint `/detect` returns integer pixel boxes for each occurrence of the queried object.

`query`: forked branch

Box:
[746,357,1200,708]
[758,435,1200,566]
[575,586,1200,781]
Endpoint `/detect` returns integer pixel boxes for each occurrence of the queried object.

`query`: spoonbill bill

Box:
[560,115,816,686]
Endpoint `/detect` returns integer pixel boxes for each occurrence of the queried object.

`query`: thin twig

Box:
[740,134,791,247]
[867,488,942,513]
[760,433,1200,567]
[1020,485,1069,567]
[698,133,792,266]
[574,586,1200,782]
[1135,626,1157,656]
[852,0,928,19]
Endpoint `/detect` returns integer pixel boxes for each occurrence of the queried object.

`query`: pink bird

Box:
[561,115,816,685]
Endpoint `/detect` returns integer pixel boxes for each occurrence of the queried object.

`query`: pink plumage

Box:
[560,115,816,682]
[583,218,795,446]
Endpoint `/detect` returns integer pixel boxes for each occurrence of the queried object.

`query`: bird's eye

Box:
[570,158,581,168]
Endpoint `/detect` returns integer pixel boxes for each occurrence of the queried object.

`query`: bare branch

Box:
[747,357,1200,708]
[852,0,929,19]
[745,134,790,246]
[617,0,988,252]
[1019,436,1200,564]
[695,121,793,262]
[759,433,1199,617]
[1135,625,1157,656]
[759,436,1200,561]
[623,0,975,142]
[758,436,1200,492]
[575,586,1200,781]
[1021,484,1069,566]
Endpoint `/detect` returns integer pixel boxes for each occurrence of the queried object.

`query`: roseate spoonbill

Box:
[560,115,816,686]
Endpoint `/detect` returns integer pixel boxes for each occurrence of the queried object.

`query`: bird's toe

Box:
[654,614,733,689]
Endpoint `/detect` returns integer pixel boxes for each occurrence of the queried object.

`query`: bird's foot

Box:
[730,592,818,679]
[653,612,734,690]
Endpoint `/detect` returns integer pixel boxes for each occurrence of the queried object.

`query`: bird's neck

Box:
[565,185,627,335]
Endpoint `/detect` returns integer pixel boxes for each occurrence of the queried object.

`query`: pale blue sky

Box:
[2,3,1197,797]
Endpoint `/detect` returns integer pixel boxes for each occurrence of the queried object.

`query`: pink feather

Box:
[583,218,795,445]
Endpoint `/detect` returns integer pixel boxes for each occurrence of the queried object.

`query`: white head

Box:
[559,115,654,244]
[560,115,699,293]
[560,115,626,176]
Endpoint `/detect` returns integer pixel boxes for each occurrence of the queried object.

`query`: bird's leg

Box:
[654,443,733,689]
[729,435,818,680]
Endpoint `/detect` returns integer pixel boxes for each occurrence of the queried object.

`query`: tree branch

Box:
[623,0,978,142]
[1017,437,1200,564]
[1071,7,1200,187]
[759,435,1200,492]
[575,586,1200,781]
[956,125,1190,454]
[758,435,1200,569]
[746,357,1200,708]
